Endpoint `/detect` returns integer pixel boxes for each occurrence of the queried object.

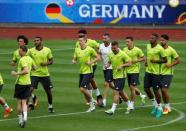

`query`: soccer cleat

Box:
[151,107,157,115]
[102,102,106,108]
[86,99,96,106]
[92,99,97,105]
[155,108,163,118]
[105,109,114,115]
[33,95,38,108]
[163,107,171,115]
[3,107,13,118]
[28,104,34,111]
[168,107,172,113]
[86,106,95,113]
[20,121,26,128]
[141,95,146,106]
[48,107,55,113]
[125,107,133,114]
[163,107,169,115]
[119,96,123,104]
[86,102,90,106]
[97,95,104,107]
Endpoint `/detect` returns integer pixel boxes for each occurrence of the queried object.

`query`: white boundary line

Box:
[121,107,185,131]
[0,101,185,124]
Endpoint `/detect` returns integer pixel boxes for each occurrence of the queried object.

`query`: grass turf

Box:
[0,39,186,131]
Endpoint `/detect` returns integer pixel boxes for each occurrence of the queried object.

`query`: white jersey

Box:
[99,43,112,70]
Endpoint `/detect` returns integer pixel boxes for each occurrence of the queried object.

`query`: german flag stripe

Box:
[46,13,60,18]
[46,8,60,13]
[47,3,59,8]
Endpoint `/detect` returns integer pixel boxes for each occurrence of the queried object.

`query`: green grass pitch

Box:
[0,39,186,131]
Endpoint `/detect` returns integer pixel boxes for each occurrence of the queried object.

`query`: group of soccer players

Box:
[1,35,54,128]
[72,29,180,118]
[0,29,180,128]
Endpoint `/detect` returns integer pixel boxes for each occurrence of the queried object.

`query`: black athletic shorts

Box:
[31,76,53,89]
[91,65,97,78]
[160,75,173,88]
[79,73,92,89]
[127,73,140,86]
[14,84,31,99]
[0,84,3,93]
[113,78,125,91]
[103,69,113,82]
[144,72,161,89]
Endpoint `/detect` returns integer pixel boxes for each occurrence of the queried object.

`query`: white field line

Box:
[121,107,185,131]
[0,101,185,123]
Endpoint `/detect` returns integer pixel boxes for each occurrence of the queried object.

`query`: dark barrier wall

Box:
[0,0,185,24]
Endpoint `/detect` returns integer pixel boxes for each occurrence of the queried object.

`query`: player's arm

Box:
[11,60,17,66]
[151,56,167,64]
[92,40,99,53]
[72,49,77,64]
[32,60,37,70]
[118,53,132,70]
[72,57,77,64]
[151,48,167,64]
[11,66,28,76]
[94,46,99,53]
[11,52,17,66]
[132,56,145,64]
[40,49,53,66]
[104,53,111,69]
[104,61,111,69]
[118,61,132,70]
[40,58,53,66]
[144,57,148,66]
[165,49,180,68]
[87,53,100,65]
[165,57,180,68]
[132,49,145,64]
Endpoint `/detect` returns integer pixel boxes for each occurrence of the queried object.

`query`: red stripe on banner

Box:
[46,8,60,13]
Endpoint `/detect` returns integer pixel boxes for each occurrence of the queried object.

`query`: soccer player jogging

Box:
[105,41,132,115]
[123,36,146,111]
[11,46,35,128]
[0,74,13,118]
[160,34,180,115]
[72,36,100,112]
[99,33,115,107]
[76,29,103,106]
[11,35,29,66]
[11,35,38,110]
[28,36,54,113]
[144,34,167,118]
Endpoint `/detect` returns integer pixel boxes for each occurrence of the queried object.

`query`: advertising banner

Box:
[0,0,185,24]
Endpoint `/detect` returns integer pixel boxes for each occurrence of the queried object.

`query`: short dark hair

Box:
[17,35,28,45]
[78,29,87,35]
[103,32,110,37]
[35,36,42,41]
[161,34,169,40]
[20,45,28,52]
[151,33,159,39]
[78,35,85,39]
[111,41,119,46]
[125,36,134,41]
